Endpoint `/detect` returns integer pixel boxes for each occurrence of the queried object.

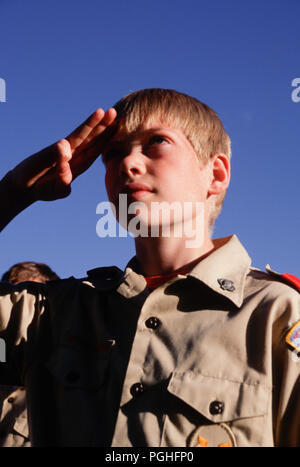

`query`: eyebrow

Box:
[108,127,175,145]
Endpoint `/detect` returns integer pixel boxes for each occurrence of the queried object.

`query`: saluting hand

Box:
[10,108,117,202]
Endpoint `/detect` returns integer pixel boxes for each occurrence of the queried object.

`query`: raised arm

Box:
[0,107,116,231]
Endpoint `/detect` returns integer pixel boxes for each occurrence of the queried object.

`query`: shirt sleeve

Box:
[0,282,47,385]
[272,287,300,447]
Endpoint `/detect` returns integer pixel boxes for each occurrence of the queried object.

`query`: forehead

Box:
[104,118,186,148]
[101,119,202,168]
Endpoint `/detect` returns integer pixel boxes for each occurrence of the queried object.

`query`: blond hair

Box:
[110,88,231,225]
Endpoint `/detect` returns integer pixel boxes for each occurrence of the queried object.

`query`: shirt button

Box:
[209,400,225,415]
[130,382,145,397]
[145,317,161,330]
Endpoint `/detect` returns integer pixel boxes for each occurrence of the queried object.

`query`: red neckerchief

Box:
[145,266,193,290]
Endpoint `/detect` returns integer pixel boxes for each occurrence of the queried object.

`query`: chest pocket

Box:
[46,336,115,390]
[163,371,271,447]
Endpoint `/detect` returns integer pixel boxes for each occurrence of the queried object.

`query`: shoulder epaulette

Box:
[265,264,300,292]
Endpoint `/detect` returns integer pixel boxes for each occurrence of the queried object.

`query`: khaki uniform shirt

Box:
[0,235,299,447]
[0,387,30,447]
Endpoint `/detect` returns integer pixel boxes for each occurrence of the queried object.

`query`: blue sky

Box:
[0,0,299,279]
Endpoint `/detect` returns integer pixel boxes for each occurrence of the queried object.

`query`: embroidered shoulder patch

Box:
[285,320,300,353]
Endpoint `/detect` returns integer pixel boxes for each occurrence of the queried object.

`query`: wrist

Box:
[0,170,35,232]
[0,170,35,207]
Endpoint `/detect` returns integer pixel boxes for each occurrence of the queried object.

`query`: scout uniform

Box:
[0,387,30,447]
[0,235,299,447]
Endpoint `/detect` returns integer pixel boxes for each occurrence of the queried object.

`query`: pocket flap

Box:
[167,371,270,422]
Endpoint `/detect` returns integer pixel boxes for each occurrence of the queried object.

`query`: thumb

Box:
[56,139,73,186]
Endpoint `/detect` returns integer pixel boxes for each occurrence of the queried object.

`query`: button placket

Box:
[112,285,183,447]
[118,294,159,406]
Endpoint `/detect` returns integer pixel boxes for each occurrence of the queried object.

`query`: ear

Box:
[207,153,230,196]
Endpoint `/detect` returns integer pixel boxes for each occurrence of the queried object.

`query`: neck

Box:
[134,232,214,277]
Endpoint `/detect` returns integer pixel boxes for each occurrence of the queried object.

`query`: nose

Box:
[119,146,146,179]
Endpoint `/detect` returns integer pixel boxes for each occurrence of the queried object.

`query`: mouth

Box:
[121,183,153,201]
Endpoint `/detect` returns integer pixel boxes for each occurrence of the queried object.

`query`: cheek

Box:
[156,168,186,200]
[151,165,174,193]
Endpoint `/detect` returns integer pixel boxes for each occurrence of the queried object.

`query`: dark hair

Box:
[1,262,60,284]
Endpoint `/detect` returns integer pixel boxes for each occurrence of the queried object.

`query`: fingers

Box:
[66,108,117,150]
[66,108,105,149]
[55,139,73,186]
[48,108,117,184]
[99,107,117,127]
[29,140,73,201]
[75,108,117,148]
[84,108,117,148]
[69,108,117,179]
[69,108,117,149]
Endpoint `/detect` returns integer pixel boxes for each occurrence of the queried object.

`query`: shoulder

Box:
[0,277,82,306]
[43,276,96,307]
[0,280,46,297]
[264,265,300,292]
[0,277,78,293]
[244,265,300,315]
[44,267,124,300]
[247,265,300,295]
[244,267,300,352]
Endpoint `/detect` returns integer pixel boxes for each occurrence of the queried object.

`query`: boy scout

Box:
[0,262,59,447]
[0,89,299,447]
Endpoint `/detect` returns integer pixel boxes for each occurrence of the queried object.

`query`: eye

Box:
[148,135,169,145]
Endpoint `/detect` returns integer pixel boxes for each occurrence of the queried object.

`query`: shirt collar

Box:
[87,235,251,307]
[187,235,251,307]
[122,235,251,307]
